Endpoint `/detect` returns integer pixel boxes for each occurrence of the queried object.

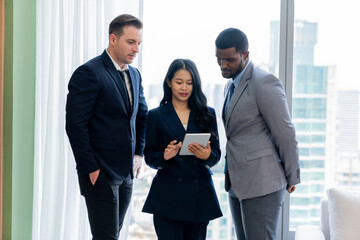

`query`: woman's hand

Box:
[164,140,182,160]
[189,141,211,160]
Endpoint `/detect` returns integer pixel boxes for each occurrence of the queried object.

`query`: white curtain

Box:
[33,1,141,239]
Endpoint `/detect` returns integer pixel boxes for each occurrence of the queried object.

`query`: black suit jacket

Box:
[142,102,222,223]
[66,50,148,180]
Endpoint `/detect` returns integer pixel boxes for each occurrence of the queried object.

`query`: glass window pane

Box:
[290,0,360,230]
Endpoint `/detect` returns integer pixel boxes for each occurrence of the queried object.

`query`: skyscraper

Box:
[335,90,360,186]
[270,20,336,228]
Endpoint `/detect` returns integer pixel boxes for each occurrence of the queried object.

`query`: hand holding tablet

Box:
[179,133,211,156]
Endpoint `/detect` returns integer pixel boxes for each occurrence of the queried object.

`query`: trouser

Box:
[78,171,133,240]
[228,187,285,240]
[153,215,209,240]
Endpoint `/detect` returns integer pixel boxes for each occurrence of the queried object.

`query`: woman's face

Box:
[167,69,193,104]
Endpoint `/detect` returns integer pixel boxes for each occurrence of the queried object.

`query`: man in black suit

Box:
[66,14,148,239]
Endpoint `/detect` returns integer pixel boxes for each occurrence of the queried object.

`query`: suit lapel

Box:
[101,51,131,113]
[160,102,187,141]
[225,62,254,128]
[186,111,198,133]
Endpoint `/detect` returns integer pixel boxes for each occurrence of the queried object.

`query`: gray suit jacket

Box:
[223,61,300,199]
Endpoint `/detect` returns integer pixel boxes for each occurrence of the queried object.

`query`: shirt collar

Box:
[233,60,250,88]
[106,49,128,72]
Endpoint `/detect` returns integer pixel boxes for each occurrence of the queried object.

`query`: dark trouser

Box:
[78,171,133,240]
[153,215,209,240]
[228,187,285,240]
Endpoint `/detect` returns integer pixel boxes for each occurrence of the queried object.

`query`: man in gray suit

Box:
[215,28,300,240]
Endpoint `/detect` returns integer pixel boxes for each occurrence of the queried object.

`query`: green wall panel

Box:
[4,0,36,239]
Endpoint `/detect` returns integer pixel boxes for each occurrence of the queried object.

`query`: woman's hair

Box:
[160,59,215,134]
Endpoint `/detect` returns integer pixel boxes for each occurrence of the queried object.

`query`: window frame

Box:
[278,0,295,239]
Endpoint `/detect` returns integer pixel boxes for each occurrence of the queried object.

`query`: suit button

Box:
[194,179,198,184]
[177,177,183,182]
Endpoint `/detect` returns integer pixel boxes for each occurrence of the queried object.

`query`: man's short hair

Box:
[109,14,143,37]
[215,28,249,53]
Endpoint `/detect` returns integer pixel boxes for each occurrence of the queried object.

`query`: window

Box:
[290,0,360,230]
[294,122,326,131]
[220,218,228,226]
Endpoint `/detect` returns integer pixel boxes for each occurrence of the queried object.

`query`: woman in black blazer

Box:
[142,59,222,240]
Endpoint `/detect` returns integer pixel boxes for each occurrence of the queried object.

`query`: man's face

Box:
[216,47,248,79]
[109,25,142,68]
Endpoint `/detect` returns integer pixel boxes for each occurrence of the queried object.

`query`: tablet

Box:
[179,133,211,156]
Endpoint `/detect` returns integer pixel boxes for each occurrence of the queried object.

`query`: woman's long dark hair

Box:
[160,59,215,135]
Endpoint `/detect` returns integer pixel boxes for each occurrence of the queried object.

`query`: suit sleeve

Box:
[201,108,221,168]
[144,110,171,170]
[65,65,100,175]
[256,75,300,186]
[135,71,148,156]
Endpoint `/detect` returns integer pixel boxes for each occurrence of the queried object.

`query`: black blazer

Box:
[142,102,222,223]
[66,50,148,180]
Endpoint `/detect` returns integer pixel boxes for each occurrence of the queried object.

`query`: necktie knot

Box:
[118,70,128,80]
